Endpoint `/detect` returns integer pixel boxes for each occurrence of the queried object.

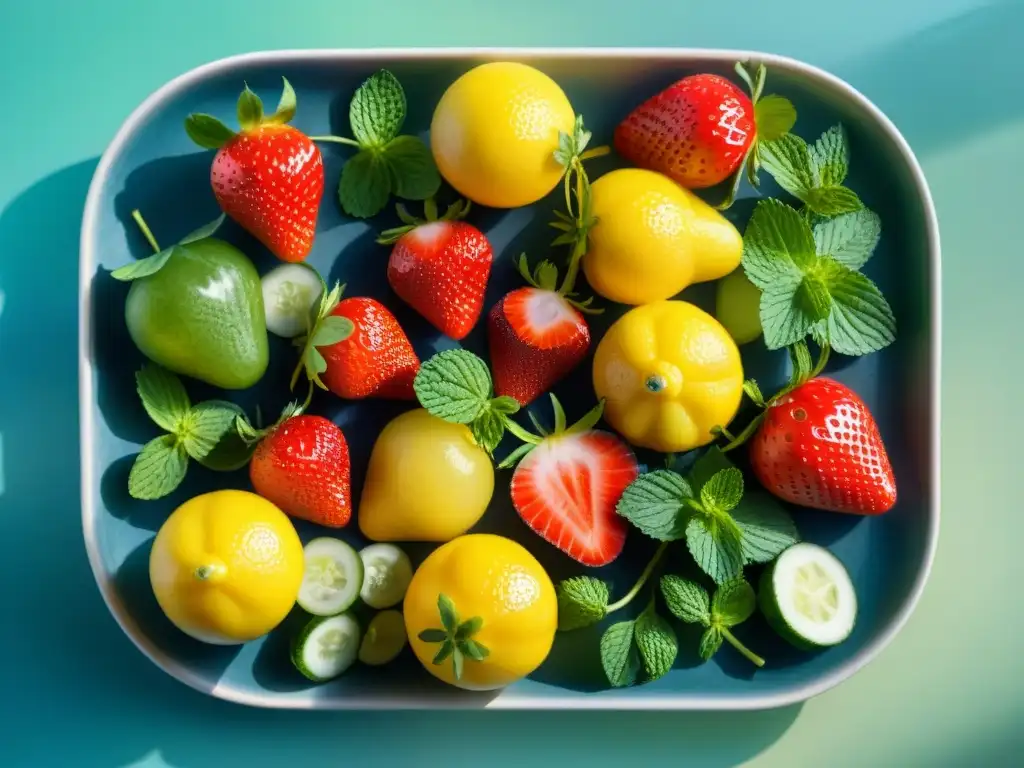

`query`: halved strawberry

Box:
[504,397,639,566]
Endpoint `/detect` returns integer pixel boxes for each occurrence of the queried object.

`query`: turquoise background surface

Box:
[0,0,1017,765]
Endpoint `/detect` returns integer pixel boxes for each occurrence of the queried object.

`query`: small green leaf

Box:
[616,470,694,542]
[267,77,297,124]
[383,135,441,201]
[700,468,744,514]
[820,260,896,356]
[759,271,817,350]
[128,435,188,500]
[181,400,250,468]
[754,95,796,141]
[305,347,328,377]
[534,261,559,291]
[741,199,817,290]
[686,515,744,585]
[810,124,849,186]
[452,647,465,680]
[178,214,226,246]
[350,69,406,147]
[135,364,190,434]
[111,246,178,281]
[418,628,447,643]
[796,274,833,323]
[489,396,520,415]
[413,349,494,424]
[600,620,640,688]
[312,315,355,348]
[338,148,392,219]
[566,400,605,435]
[461,639,489,661]
[184,114,236,149]
[813,209,881,269]
[804,186,863,216]
[699,626,724,661]
[711,579,757,627]
[470,408,506,455]
[455,617,483,640]
[634,606,678,681]
[437,594,458,633]
[556,576,609,631]
[432,639,454,664]
[758,133,817,198]
[743,379,765,407]
[550,394,567,434]
[237,84,264,130]
[659,575,711,625]
[788,340,813,387]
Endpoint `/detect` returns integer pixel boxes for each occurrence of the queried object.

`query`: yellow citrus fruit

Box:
[403,534,557,691]
[149,489,304,644]
[430,62,575,208]
[582,168,743,305]
[593,300,744,453]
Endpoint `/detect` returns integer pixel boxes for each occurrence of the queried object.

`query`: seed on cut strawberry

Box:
[185,78,324,262]
[749,377,897,515]
[376,199,493,340]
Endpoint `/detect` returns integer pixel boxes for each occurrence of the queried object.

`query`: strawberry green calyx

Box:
[375,198,471,245]
[497,394,606,469]
[288,274,354,392]
[185,77,298,150]
[514,254,602,315]
[417,594,490,681]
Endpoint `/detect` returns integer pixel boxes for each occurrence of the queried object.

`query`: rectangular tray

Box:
[79,48,941,710]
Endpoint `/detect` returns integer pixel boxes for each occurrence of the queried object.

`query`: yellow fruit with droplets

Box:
[593,300,744,453]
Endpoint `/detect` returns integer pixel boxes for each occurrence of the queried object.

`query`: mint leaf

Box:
[236,85,264,131]
[733,495,800,563]
[810,125,849,186]
[179,214,226,246]
[350,70,406,147]
[600,620,640,688]
[741,199,816,290]
[184,114,236,150]
[711,579,756,627]
[188,401,254,472]
[690,446,733,491]
[634,606,678,681]
[490,396,521,416]
[338,148,392,219]
[616,470,693,541]
[813,209,881,269]
[557,576,609,630]
[686,515,744,585]
[414,349,493,424]
[758,134,817,198]
[383,135,441,201]
[660,576,711,625]
[111,246,179,281]
[820,261,896,355]
[754,95,796,141]
[700,468,744,514]
[804,186,863,216]
[312,315,355,348]
[470,408,505,455]
[797,274,833,321]
[699,626,723,661]
[128,435,188,500]
[759,271,817,349]
[135,364,190,434]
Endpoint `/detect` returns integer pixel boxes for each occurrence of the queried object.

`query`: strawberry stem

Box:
[721,627,765,667]
[310,135,362,148]
[607,542,668,613]
[131,210,161,253]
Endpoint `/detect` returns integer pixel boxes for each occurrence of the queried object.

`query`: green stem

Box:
[501,415,543,446]
[809,343,831,378]
[580,145,610,161]
[607,542,669,613]
[721,627,765,667]
[131,210,161,253]
[309,135,362,148]
[721,412,766,453]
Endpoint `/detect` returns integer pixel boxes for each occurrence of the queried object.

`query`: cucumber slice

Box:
[298,538,363,616]
[759,542,857,650]
[261,263,323,338]
[358,544,414,609]
[358,610,408,666]
[291,613,361,682]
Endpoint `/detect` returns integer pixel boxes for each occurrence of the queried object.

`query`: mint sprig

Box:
[312,70,440,219]
[417,594,490,682]
[599,598,679,688]
[661,576,764,667]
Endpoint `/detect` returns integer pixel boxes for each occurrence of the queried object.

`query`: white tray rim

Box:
[78,46,942,711]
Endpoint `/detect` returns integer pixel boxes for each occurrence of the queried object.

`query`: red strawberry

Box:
[506,398,639,566]
[487,258,593,406]
[749,378,897,515]
[377,200,492,340]
[250,414,352,528]
[186,79,324,262]
[614,73,755,189]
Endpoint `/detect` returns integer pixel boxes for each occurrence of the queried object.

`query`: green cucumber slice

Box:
[298,537,363,617]
[358,610,408,666]
[291,613,361,682]
[759,542,857,650]
[261,263,323,338]
[359,544,413,609]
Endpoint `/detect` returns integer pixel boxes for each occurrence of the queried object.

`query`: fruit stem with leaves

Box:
[417,594,490,681]
[607,542,669,614]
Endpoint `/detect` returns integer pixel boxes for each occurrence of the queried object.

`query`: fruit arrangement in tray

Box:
[113,59,898,691]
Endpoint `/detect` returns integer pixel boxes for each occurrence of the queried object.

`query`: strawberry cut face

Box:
[510,430,639,566]
[503,287,585,348]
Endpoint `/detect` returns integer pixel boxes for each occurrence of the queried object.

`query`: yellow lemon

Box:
[404,534,557,691]
[593,301,744,453]
[582,168,743,305]
[149,490,304,644]
[430,62,575,208]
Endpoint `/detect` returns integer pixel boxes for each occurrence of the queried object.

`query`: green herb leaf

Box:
[383,135,441,201]
[616,470,693,541]
[699,626,724,661]
[413,349,493,424]
[183,114,236,149]
[759,271,817,349]
[741,199,816,290]
[267,77,297,124]
[455,617,483,640]
[432,639,454,664]
[452,647,465,680]
[557,575,609,631]
[304,347,328,380]
[470,407,506,455]
[311,315,355,348]
[820,260,896,355]
[634,606,678,681]
[754,95,797,141]
[813,209,881,270]
[659,575,711,625]
[810,124,849,186]
[742,378,765,408]
[178,214,226,245]
[418,628,447,643]
[461,639,489,661]
[600,620,640,688]
[350,69,406,147]
[758,134,817,199]
[338,148,392,219]
[110,246,179,281]
[711,578,757,627]
[437,594,458,633]
[181,400,247,464]
[733,493,801,563]
[803,186,863,216]
[128,435,188,500]
[237,84,264,131]
[135,364,190,434]
[490,396,521,416]
[686,515,744,585]
[699,468,744,514]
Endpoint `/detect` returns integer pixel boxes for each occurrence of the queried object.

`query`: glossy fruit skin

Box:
[614,73,755,189]
[249,415,352,528]
[716,268,763,345]
[359,409,494,542]
[487,287,590,406]
[211,124,324,262]
[403,534,557,690]
[749,378,897,515]
[149,490,304,644]
[124,238,268,390]
[430,62,576,208]
[320,297,420,400]
[582,168,743,305]
[387,221,493,340]
[593,301,744,453]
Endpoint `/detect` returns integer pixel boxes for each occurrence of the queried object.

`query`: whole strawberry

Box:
[749,378,897,515]
[249,414,352,528]
[186,78,324,262]
[377,199,492,340]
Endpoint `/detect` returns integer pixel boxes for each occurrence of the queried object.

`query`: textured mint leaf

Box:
[686,515,744,585]
[741,199,817,290]
[758,134,818,198]
[810,125,849,186]
[634,607,678,681]
[804,186,863,216]
[711,579,757,627]
[732,492,801,564]
[759,271,817,350]
[821,260,897,355]
[600,621,640,688]
[414,349,493,424]
[557,576,609,631]
[470,408,505,455]
[813,209,882,269]
[797,275,834,324]
[616,470,693,542]
[128,435,188,500]
[690,447,734,493]
[660,575,711,625]
[187,401,254,472]
[754,95,797,141]
[338,148,392,219]
[383,135,441,200]
[699,626,723,661]
[700,468,744,514]
[350,69,406,147]
[135,364,190,434]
